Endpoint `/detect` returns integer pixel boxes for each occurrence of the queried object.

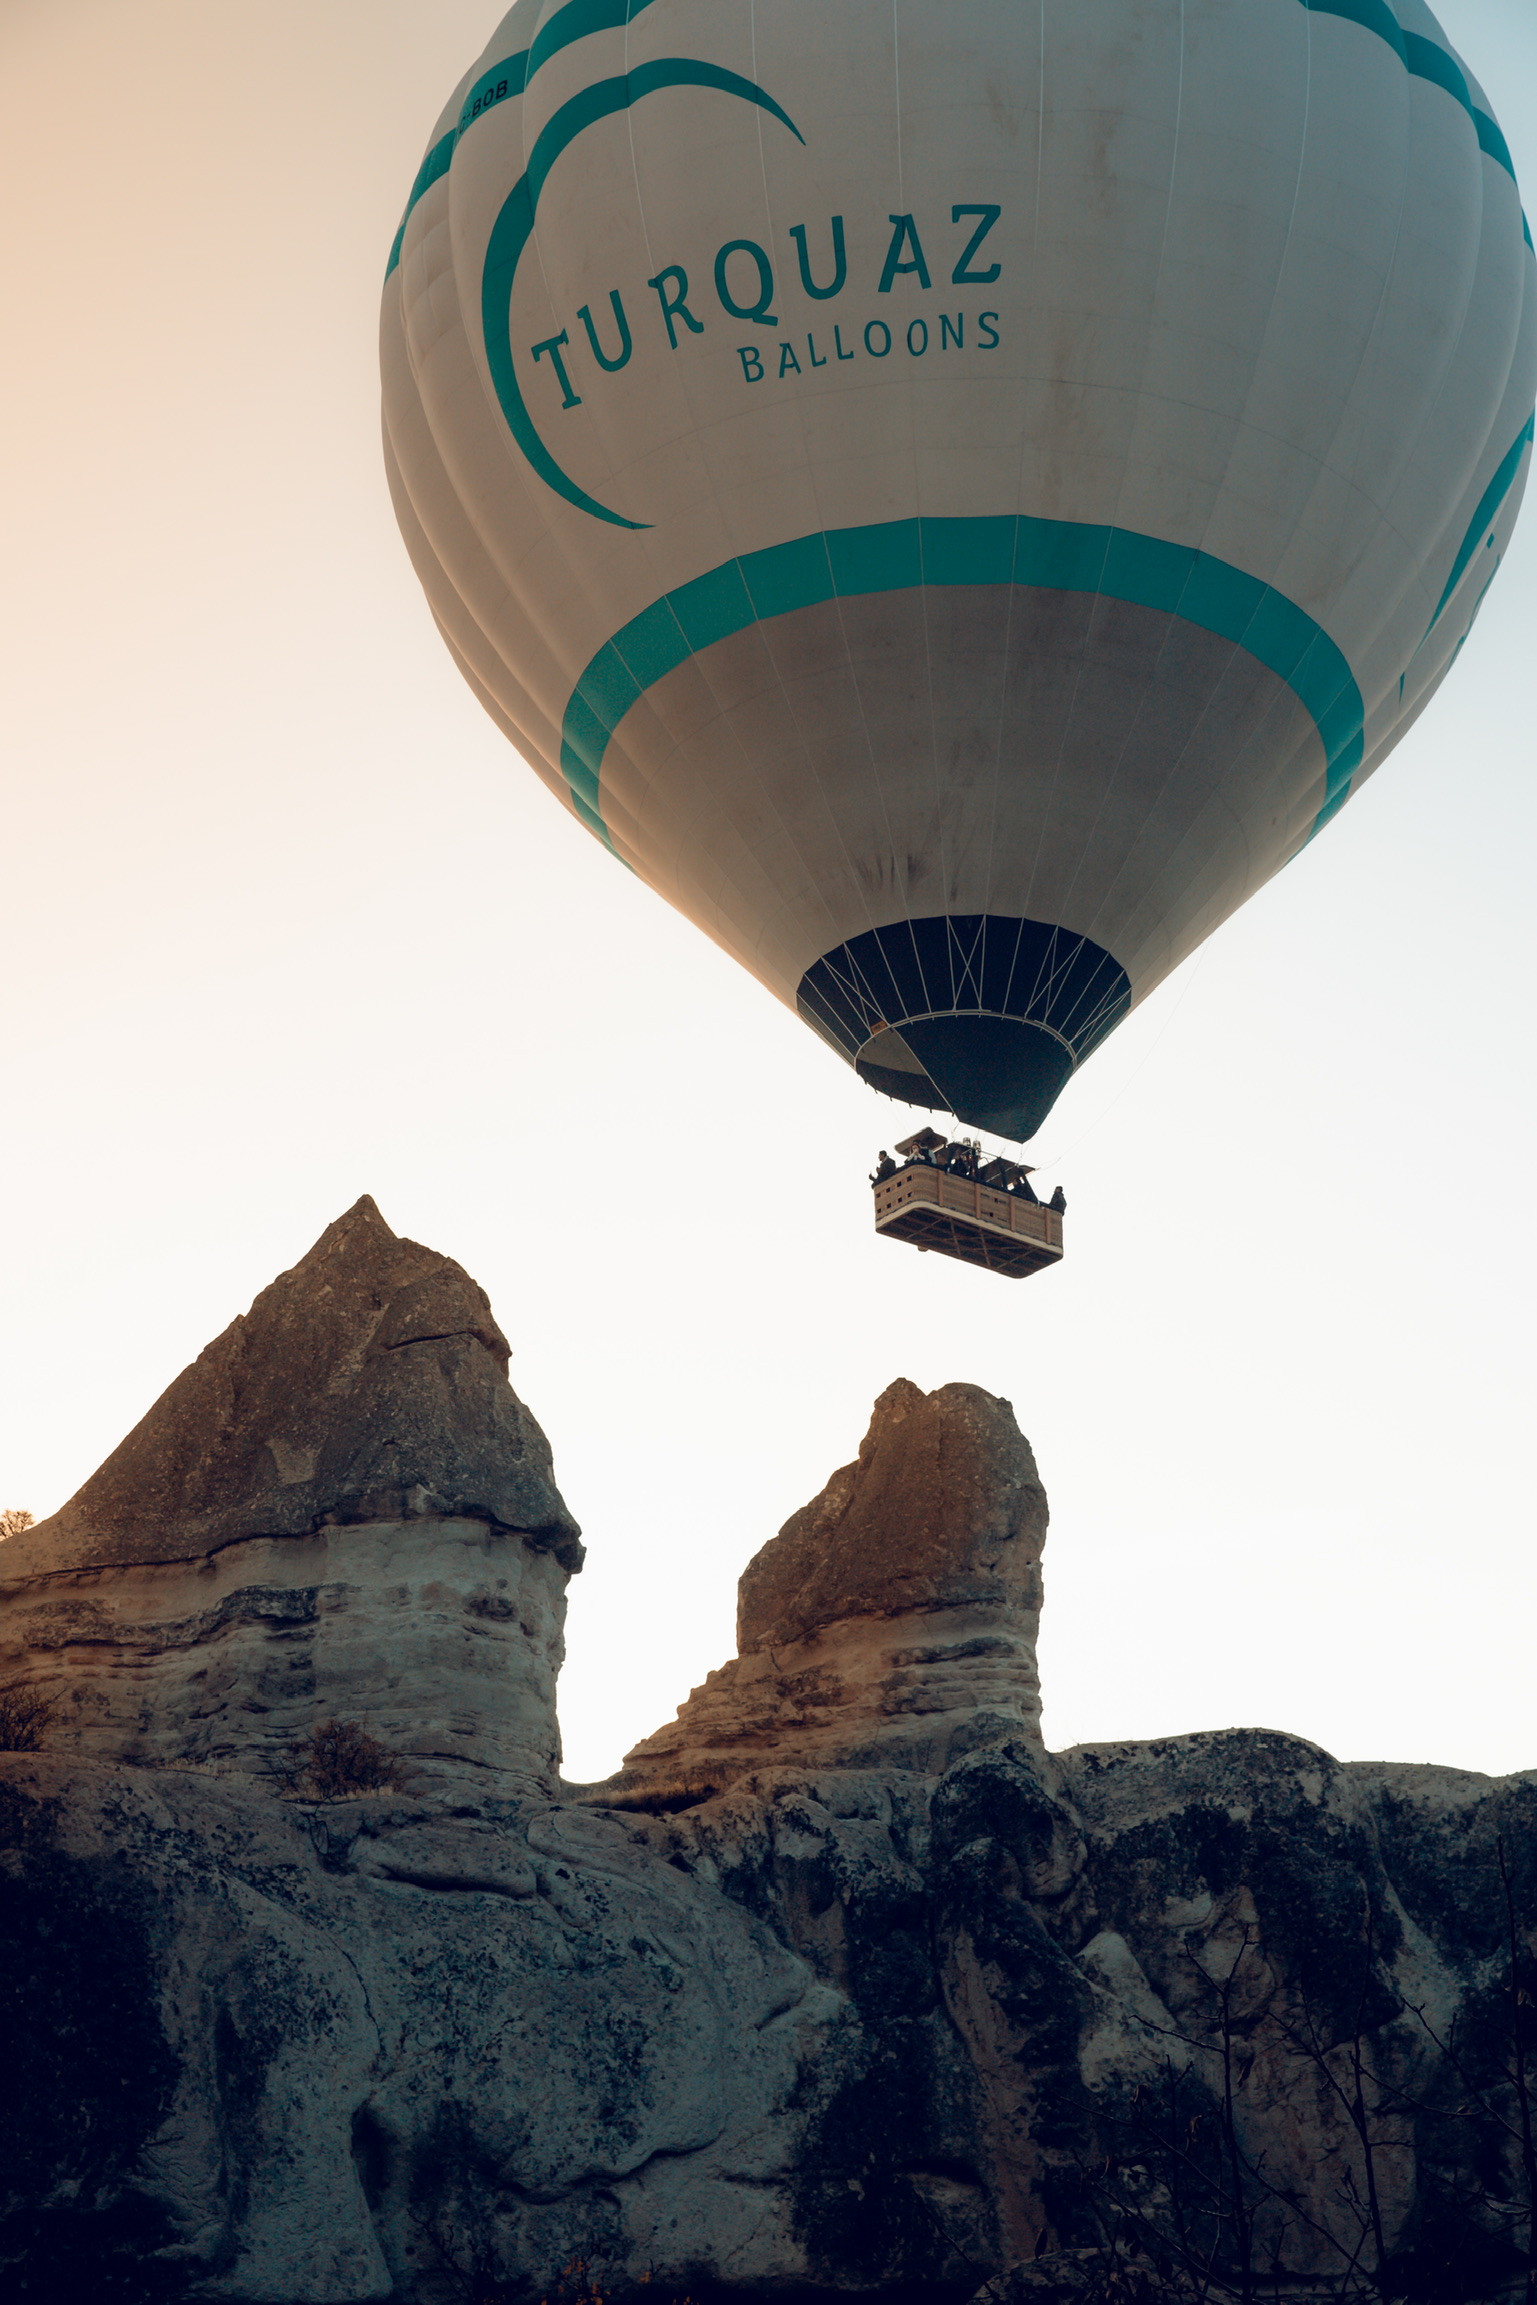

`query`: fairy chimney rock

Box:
[5,1194,580,1576]
[603,1380,1048,1806]
[739,1377,1046,1647]
[0,1199,581,1787]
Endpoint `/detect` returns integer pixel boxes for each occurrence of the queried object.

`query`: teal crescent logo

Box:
[480,62,803,530]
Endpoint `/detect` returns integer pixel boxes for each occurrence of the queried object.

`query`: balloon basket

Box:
[872,1159,1064,1280]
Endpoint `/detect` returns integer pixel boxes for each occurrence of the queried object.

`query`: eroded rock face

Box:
[5,1249,1537,2305]
[605,1380,1047,1804]
[4,1195,580,1576]
[0,1756,824,2305]
[0,1201,581,1788]
[6,1735,1537,2305]
[0,1517,571,1786]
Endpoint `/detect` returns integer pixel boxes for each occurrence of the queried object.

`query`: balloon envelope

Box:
[382,0,1535,1140]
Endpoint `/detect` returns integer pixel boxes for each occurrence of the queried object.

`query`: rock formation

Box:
[2,1206,1536,2305]
[3,1196,579,1574]
[607,1378,1048,1804]
[0,1199,581,1787]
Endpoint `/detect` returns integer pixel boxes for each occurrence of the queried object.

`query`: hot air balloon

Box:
[382,0,1535,1149]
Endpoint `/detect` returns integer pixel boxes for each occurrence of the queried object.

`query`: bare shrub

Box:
[0,1684,54,1752]
[1075,1883,1537,2305]
[0,1507,35,1541]
[281,1718,410,1799]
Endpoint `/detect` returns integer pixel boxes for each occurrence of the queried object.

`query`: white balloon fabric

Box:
[382,0,1535,1141]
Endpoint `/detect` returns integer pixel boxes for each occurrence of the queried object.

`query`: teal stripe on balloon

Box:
[1401,30,1518,184]
[1307,0,1406,63]
[559,517,1365,856]
[1301,3,1521,193]
[1474,112,1517,181]
[526,0,663,87]
[479,62,801,529]
[457,0,671,131]
[1424,412,1537,636]
[387,0,1528,280]
[1404,30,1470,108]
[386,0,666,278]
[386,133,455,275]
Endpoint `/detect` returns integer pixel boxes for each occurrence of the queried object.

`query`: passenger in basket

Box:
[1049,1185,1067,1213]
[871,1151,897,1182]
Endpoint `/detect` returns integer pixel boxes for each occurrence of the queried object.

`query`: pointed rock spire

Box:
[7,1196,581,1576]
[738,1377,1047,1650]
[599,1379,1047,1805]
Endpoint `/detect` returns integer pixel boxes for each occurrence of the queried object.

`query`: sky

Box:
[1,0,1534,1786]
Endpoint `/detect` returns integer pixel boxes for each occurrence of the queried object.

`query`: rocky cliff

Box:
[2,1207,1534,2305]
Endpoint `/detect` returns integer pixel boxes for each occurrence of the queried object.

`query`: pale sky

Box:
[1,0,1534,1785]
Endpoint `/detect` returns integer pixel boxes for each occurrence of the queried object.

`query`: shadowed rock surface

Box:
[3,1217,1536,2305]
[4,1196,580,1576]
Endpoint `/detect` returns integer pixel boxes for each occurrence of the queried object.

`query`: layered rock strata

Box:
[3,1217,1537,2305]
[0,1199,581,1787]
[604,1379,1048,1806]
